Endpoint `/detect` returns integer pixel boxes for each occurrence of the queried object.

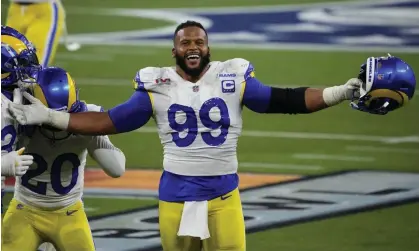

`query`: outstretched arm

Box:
[67,112,117,135]
[242,77,360,114]
[9,90,153,135]
[55,90,153,135]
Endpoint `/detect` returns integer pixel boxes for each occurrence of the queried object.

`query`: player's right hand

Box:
[1,148,33,177]
[8,91,51,126]
[342,78,362,100]
[323,78,362,107]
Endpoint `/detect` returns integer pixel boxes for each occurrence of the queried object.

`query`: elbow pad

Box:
[91,149,126,178]
[88,136,126,178]
[265,87,310,114]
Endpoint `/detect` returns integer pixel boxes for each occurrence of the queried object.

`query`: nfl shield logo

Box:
[193,85,199,92]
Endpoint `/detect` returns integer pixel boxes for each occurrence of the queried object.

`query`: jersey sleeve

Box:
[108,91,153,133]
[132,67,163,92]
[226,58,256,81]
[242,78,272,113]
[228,59,272,113]
[107,69,155,133]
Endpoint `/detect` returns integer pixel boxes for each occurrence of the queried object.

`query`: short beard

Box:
[176,52,211,77]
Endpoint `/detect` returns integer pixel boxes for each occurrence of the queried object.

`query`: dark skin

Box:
[65,27,328,136]
[172,27,210,83]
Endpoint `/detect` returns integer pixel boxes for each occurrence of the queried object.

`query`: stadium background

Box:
[1,0,418,250]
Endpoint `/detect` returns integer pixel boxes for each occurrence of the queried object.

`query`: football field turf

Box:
[1,0,418,250]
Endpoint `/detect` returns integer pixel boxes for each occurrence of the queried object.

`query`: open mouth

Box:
[186,54,201,64]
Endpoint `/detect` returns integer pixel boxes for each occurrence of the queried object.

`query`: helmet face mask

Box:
[351,55,416,115]
[39,125,72,141]
[353,90,404,115]
[2,46,40,81]
[1,26,41,88]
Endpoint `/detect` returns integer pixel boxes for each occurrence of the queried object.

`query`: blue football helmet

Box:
[351,54,416,115]
[31,67,87,140]
[1,26,40,89]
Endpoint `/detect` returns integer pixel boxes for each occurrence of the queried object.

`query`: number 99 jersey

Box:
[134,58,253,176]
[14,104,103,209]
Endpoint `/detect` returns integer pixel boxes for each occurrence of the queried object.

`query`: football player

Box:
[9,21,415,251]
[5,0,65,67]
[2,67,126,251]
[1,25,39,214]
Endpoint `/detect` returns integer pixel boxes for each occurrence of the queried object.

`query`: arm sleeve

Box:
[242,78,310,114]
[87,135,126,178]
[107,90,153,133]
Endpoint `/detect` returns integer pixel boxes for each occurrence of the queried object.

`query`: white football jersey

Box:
[137,58,253,176]
[2,93,21,186]
[14,104,102,209]
[1,93,20,154]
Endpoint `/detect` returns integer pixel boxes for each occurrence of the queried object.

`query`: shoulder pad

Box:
[223,58,255,80]
[86,103,104,112]
[132,67,169,91]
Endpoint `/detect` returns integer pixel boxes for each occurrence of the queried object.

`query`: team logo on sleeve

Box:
[155,78,171,85]
[221,80,235,93]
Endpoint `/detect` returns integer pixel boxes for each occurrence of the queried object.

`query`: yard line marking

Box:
[381,136,419,144]
[1,186,160,198]
[134,127,419,144]
[239,162,322,170]
[90,46,160,56]
[76,77,131,86]
[84,207,98,212]
[293,153,375,162]
[56,53,113,62]
[62,38,419,53]
[346,145,419,154]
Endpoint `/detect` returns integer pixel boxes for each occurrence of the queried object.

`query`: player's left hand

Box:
[8,91,51,126]
[1,147,33,177]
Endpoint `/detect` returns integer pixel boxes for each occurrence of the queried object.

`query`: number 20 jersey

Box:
[14,104,103,209]
[135,58,253,176]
